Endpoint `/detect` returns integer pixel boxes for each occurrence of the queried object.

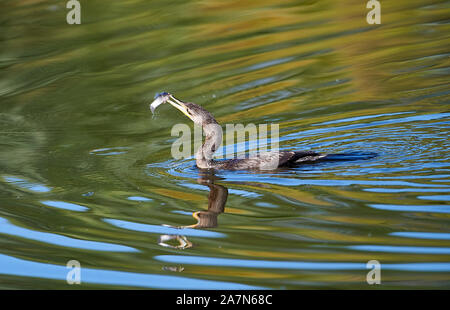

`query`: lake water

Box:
[0,0,449,289]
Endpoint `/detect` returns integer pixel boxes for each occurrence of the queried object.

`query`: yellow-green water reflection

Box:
[0,0,449,289]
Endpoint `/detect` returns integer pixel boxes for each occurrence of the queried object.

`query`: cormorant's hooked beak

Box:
[167,95,194,122]
[150,92,193,121]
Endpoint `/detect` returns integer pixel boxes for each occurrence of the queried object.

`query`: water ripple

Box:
[104,218,225,238]
[0,254,260,289]
[0,218,136,252]
[155,255,450,272]
[369,204,450,214]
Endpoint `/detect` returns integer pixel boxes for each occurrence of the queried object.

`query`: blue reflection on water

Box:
[89,147,130,156]
[3,176,52,193]
[315,112,413,126]
[40,200,88,212]
[348,245,450,254]
[127,196,153,202]
[417,195,450,201]
[218,176,449,188]
[365,188,450,193]
[180,182,261,198]
[0,254,261,289]
[0,218,136,252]
[155,255,365,270]
[369,204,450,214]
[155,255,450,272]
[296,112,450,138]
[104,218,225,238]
[390,232,450,240]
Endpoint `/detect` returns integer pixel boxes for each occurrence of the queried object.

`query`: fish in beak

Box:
[150,92,193,121]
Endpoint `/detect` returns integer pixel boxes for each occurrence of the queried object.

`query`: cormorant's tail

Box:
[289,151,377,166]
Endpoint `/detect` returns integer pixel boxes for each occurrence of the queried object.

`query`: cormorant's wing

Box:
[278,151,326,166]
[211,151,326,170]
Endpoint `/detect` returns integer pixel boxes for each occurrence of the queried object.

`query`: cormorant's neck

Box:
[195,122,222,169]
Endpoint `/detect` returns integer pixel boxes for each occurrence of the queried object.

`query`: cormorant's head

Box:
[151,92,217,127]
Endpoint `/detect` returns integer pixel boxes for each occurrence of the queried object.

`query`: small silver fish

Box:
[150,92,170,114]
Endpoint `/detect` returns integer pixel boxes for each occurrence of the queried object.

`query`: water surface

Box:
[0,0,449,289]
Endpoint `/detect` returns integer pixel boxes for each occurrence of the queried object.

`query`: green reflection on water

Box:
[0,0,449,289]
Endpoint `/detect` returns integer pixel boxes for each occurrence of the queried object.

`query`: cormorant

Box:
[150,92,328,170]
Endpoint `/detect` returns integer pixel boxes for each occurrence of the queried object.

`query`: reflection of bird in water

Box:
[185,175,227,229]
[158,234,192,250]
[150,92,328,170]
[157,172,227,250]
